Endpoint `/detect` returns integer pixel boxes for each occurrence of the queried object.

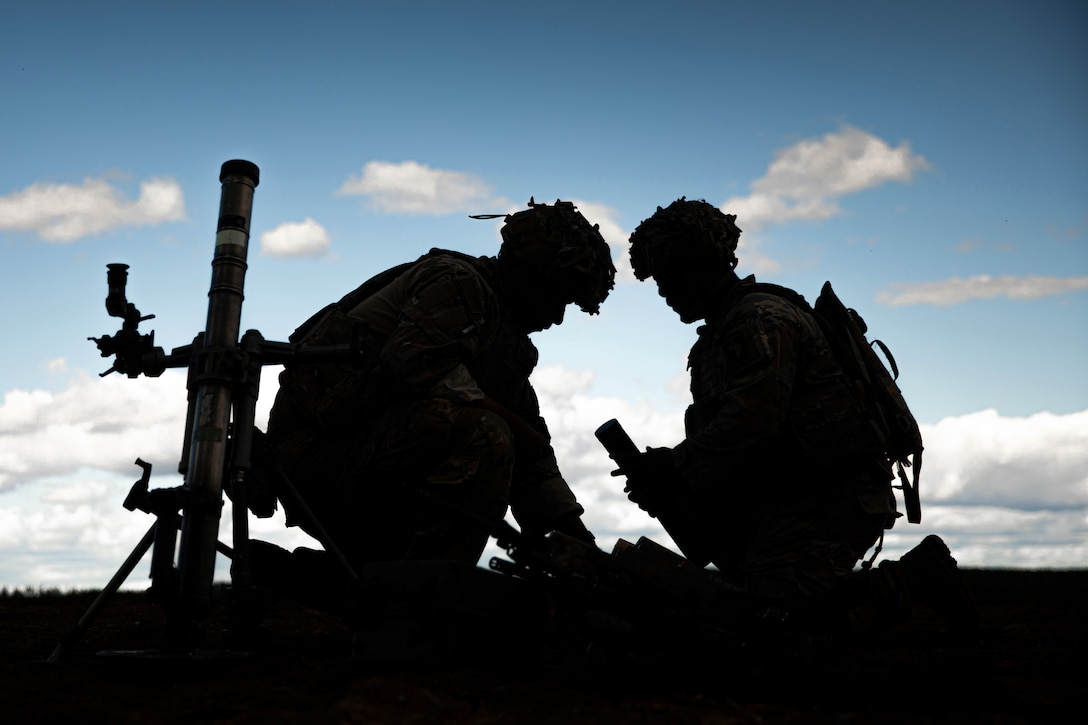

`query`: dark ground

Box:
[2,569,1084,724]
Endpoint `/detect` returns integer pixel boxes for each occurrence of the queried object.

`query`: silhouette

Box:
[250,199,615,613]
[614,198,978,639]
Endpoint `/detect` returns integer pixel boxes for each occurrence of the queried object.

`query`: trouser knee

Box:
[395,405,515,563]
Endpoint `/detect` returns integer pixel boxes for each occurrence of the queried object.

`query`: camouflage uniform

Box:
[676,277,897,602]
[628,200,977,639]
[266,250,584,567]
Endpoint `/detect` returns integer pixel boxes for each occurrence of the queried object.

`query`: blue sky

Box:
[1,1,1085,589]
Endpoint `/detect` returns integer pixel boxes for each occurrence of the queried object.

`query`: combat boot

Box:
[287,546,354,616]
[247,540,353,617]
[898,535,979,641]
[247,539,294,597]
[231,539,296,640]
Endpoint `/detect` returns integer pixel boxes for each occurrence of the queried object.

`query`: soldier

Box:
[621,198,977,638]
[255,199,614,594]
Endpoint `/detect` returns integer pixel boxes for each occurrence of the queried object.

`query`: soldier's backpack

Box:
[813,282,923,523]
[745,281,924,523]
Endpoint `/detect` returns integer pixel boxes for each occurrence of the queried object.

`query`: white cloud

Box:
[259,217,331,258]
[883,506,1087,569]
[735,237,782,276]
[2,365,1085,588]
[0,366,302,589]
[0,372,189,491]
[879,410,1088,567]
[721,125,930,232]
[0,476,316,590]
[569,199,634,282]
[878,274,1088,306]
[338,160,507,215]
[918,409,1088,509]
[0,175,186,242]
[532,365,597,409]
[531,364,693,549]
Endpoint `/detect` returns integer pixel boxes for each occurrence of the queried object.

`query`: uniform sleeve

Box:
[503,378,584,532]
[509,459,584,534]
[357,259,499,401]
[674,296,806,478]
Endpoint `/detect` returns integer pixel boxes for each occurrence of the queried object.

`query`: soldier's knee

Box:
[419,406,514,498]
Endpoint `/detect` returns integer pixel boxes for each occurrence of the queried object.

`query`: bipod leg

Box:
[151,511,240,649]
[224,439,264,640]
[46,524,156,663]
[220,330,278,642]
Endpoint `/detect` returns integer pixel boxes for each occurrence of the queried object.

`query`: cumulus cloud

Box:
[878,274,1088,306]
[0,365,278,494]
[2,365,1086,587]
[0,366,304,589]
[337,160,508,215]
[0,175,186,242]
[531,365,684,548]
[735,238,782,277]
[721,126,930,232]
[0,475,315,589]
[887,504,1087,569]
[259,217,331,258]
[568,199,634,282]
[918,409,1088,510]
[879,409,1088,567]
[0,372,190,491]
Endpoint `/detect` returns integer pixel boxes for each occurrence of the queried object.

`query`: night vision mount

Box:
[88,263,168,378]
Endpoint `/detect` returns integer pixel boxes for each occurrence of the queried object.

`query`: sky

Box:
[1,1,1085,590]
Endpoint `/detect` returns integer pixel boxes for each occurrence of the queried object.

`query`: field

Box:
[2,569,1084,723]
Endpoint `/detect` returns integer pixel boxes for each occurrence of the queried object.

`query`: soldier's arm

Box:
[502,380,592,541]
[359,259,500,400]
[676,297,804,470]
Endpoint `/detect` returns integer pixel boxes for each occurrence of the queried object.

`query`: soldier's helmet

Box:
[628,198,742,281]
[498,198,616,314]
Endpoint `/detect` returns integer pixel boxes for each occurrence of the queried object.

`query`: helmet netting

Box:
[629,198,742,281]
[499,198,616,314]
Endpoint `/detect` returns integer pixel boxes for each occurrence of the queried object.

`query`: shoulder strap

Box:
[726,280,812,313]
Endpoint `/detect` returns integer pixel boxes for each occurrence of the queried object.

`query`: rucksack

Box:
[813,282,923,523]
[744,281,924,523]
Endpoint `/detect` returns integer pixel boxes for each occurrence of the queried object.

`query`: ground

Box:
[2,569,1084,723]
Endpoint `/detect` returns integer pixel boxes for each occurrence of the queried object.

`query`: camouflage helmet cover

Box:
[628,198,742,281]
[498,198,616,314]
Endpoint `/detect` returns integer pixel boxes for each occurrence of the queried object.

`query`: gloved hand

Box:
[612,447,677,516]
[546,510,597,545]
